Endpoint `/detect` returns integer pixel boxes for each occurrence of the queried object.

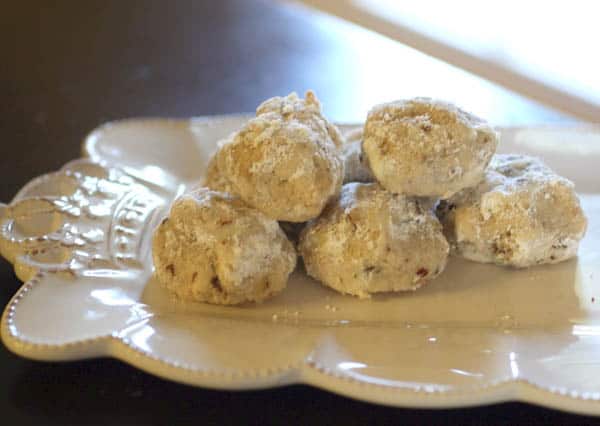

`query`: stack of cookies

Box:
[152,91,587,304]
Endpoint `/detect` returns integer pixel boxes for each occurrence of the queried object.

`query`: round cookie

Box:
[363,98,498,198]
[299,183,449,298]
[152,189,297,305]
[217,91,344,222]
[436,154,587,267]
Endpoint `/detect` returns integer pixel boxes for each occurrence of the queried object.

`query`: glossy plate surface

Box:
[1,116,600,414]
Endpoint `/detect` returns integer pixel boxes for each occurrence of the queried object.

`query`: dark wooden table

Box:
[1,1,594,424]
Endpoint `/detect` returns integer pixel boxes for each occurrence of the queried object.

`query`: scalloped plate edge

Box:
[2,117,600,416]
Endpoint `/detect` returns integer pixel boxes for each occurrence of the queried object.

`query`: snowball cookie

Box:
[436,154,587,268]
[152,189,297,305]
[341,128,375,184]
[363,98,498,198]
[217,91,344,222]
[299,183,449,298]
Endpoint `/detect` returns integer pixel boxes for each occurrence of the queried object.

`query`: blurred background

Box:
[4,0,589,200]
[4,1,590,166]
[298,0,599,123]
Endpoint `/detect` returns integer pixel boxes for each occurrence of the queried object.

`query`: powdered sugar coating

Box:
[217,91,344,222]
[299,183,449,298]
[363,98,498,198]
[436,154,587,267]
[152,188,297,305]
[341,128,375,184]
[256,90,344,149]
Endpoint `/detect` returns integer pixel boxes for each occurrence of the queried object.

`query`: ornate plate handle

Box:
[0,159,172,283]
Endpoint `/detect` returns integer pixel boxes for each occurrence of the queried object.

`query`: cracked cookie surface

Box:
[436,154,587,267]
[299,183,449,298]
[152,188,297,304]
[215,91,344,222]
[363,98,498,198]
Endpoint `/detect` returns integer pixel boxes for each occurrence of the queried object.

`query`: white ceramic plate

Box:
[2,116,600,415]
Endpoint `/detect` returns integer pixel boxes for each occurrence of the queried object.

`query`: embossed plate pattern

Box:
[1,117,600,414]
